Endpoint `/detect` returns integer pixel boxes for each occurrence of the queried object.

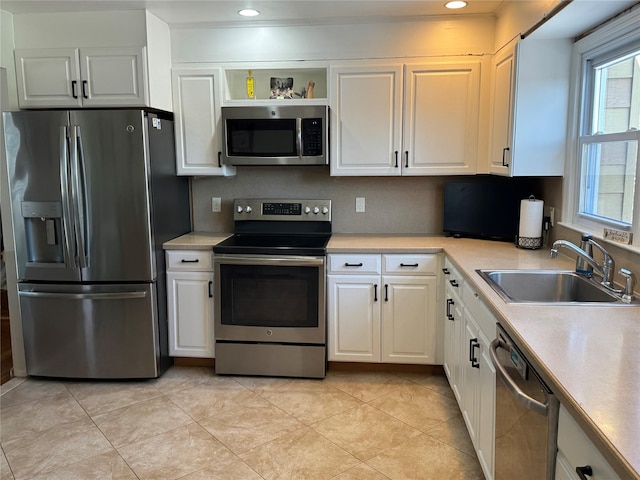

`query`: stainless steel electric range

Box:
[213,199,331,378]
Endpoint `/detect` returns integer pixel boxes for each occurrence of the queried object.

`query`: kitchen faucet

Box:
[552,233,616,287]
[551,234,637,302]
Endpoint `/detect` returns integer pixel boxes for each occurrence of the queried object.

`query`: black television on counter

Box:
[442,177,540,242]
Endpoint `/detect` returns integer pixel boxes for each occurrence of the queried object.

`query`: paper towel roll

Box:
[518,197,544,239]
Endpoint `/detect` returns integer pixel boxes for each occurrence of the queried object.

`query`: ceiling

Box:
[0,0,507,26]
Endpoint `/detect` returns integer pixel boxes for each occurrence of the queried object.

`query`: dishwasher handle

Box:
[490,337,549,417]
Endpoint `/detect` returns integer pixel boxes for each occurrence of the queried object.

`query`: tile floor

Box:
[0,366,483,479]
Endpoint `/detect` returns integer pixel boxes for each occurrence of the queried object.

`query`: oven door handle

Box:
[214,255,325,267]
[489,337,549,417]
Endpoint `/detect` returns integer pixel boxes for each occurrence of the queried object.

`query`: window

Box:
[570,10,640,246]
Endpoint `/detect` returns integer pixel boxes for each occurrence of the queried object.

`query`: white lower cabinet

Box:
[328,253,438,364]
[443,256,495,480]
[165,250,215,358]
[556,405,621,480]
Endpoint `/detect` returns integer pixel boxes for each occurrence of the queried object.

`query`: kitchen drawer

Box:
[166,250,213,271]
[443,257,464,291]
[557,405,620,480]
[328,254,381,275]
[383,254,438,275]
[462,282,497,339]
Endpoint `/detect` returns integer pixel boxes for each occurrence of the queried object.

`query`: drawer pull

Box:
[344,262,363,267]
[400,263,419,267]
[449,279,459,287]
[181,259,200,263]
[575,466,593,479]
[470,338,480,368]
[446,298,455,321]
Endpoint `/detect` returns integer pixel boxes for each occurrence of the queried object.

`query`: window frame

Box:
[564,7,640,248]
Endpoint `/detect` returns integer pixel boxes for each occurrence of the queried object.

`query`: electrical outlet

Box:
[211,197,221,213]
[355,197,365,213]
[549,207,555,227]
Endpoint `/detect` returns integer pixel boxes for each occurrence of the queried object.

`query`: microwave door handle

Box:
[59,126,76,269]
[296,117,303,158]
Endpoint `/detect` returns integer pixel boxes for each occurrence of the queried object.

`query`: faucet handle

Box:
[619,268,636,303]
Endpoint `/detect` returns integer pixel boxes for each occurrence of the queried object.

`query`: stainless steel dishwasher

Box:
[490,323,560,480]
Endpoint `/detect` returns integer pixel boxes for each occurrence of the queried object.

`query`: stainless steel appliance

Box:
[490,323,559,479]
[213,198,331,378]
[221,105,328,166]
[3,109,190,379]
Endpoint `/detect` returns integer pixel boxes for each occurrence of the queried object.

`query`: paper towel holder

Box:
[516,195,543,250]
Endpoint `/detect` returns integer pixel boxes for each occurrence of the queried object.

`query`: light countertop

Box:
[162,232,231,250]
[329,234,640,480]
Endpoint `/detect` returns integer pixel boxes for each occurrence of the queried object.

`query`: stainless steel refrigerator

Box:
[3,109,191,379]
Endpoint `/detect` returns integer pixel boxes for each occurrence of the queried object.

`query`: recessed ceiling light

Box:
[445,1,468,9]
[238,9,260,17]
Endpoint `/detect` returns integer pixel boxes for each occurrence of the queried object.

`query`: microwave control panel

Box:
[302,118,323,157]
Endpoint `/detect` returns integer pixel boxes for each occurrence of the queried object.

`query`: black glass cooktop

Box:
[214,234,330,256]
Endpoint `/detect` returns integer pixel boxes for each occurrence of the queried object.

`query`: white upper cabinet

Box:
[14,48,82,108]
[171,68,236,176]
[403,62,480,175]
[330,60,482,176]
[16,47,150,109]
[12,11,172,111]
[488,37,572,176]
[330,64,403,176]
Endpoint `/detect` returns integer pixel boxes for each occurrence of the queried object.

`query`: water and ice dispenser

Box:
[21,201,64,265]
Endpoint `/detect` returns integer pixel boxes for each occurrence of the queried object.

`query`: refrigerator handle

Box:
[60,126,77,269]
[69,126,88,269]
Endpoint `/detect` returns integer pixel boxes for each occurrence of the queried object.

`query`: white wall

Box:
[171,16,496,64]
[12,10,148,48]
[493,0,562,50]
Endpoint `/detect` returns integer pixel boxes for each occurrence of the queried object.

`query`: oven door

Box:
[214,254,326,344]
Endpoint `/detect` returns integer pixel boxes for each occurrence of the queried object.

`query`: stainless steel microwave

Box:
[221,105,328,166]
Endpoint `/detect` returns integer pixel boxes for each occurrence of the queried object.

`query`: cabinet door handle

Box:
[218,151,222,167]
[400,263,419,267]
[404,150,409,168]
[344,262,363,267]
[82,80,88,99]
[208,280,213,298]
[502,147,510,167]
[575,466,593,479]
[442,268,450,275]
[384,284,389,302]
[446,298,455,321]
[470,338,480,368]
[449,279,459,287]
[394,151,399,168]
[374,284,378,302]
[71,80,78,99]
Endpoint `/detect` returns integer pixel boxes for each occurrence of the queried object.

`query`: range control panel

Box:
[233,199,331,221]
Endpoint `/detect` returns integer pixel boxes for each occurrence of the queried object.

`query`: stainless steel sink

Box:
[476,269,636,305]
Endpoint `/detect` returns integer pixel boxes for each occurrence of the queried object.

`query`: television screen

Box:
[443,178,540,242]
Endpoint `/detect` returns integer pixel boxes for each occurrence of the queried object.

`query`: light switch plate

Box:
[355,197,365,213]
[211,197,222,213]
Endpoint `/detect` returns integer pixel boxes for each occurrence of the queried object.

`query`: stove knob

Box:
[246,206,252,213]
[322,207,329,215]
[237,206,243,213]
[304,206,311,214]
[313,207,320,214]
